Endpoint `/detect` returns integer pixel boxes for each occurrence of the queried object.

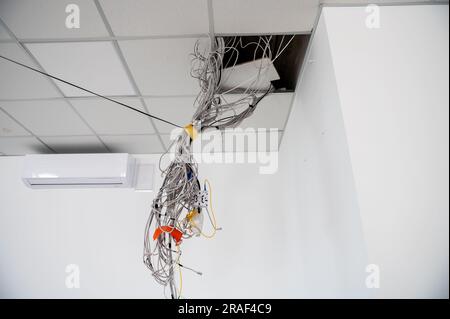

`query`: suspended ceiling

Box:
[0,0,435,155]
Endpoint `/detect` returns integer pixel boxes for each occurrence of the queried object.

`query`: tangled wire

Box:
[143,35,294,298]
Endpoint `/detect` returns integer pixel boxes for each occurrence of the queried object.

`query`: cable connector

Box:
[193,189,209,208]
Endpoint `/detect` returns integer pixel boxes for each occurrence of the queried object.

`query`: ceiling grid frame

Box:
[93,0,168,153]
[0,94,202,102]
[0,16,113,153]
[0,105,56,153]
[0,0,341,155]
[0,17,57,153]
[20,44,112,152]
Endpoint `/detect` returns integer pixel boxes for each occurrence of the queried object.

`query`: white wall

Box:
[0,154,164,298]
[0,147,367,299]
[322,5,449,298]
[275,14,369,298]
[0,153,313,298]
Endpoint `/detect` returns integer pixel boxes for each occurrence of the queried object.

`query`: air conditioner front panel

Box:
[22,153,135,189]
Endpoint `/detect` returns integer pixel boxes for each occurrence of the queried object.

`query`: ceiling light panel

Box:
[25,41,135,97]
[213,0,319,34]
[0,136,50,155]
[1,100,92,136]
[99,0,209,36]
[118,37,209,95]
[0,108,30,137]
[144,96,197,134]
[39,135,108,154]
[0,43,61,99]
[0,0,109,39]
[70,97,155,135]
[99,135,164,154]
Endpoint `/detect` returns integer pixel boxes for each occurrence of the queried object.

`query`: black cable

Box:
[0,54,183,128]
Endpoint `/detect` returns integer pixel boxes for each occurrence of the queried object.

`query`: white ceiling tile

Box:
[213,0,319,34]
[144,96,196,133]
[25,41,135,97]
[40,135,108,154]
[0,108,30,136]
[0,136,50,155]
[0,23,11,40]
[99,0,209,36]
[160,134,176,149]
[223,129,282,152]
[0,43,61,99]
[0,0,109,39]
[100,135,164,154]
[1,99,92,136]
[222,92,293,130]
[71,97,154,135]
[119,38,209,95]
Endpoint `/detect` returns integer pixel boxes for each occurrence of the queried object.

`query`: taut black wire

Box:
[0,54,182,128]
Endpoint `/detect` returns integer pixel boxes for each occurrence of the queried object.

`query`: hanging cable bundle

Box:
[143,35,295,298]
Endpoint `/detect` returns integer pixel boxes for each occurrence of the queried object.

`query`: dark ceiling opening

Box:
[221,34,310,92]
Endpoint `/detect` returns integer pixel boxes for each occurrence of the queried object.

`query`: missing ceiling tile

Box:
[220,34,310,92]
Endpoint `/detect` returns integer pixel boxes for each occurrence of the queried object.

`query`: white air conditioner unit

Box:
[22,153,138,189]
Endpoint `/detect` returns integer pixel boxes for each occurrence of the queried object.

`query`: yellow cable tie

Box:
[184,123,198,140]
[186,209,198,222]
